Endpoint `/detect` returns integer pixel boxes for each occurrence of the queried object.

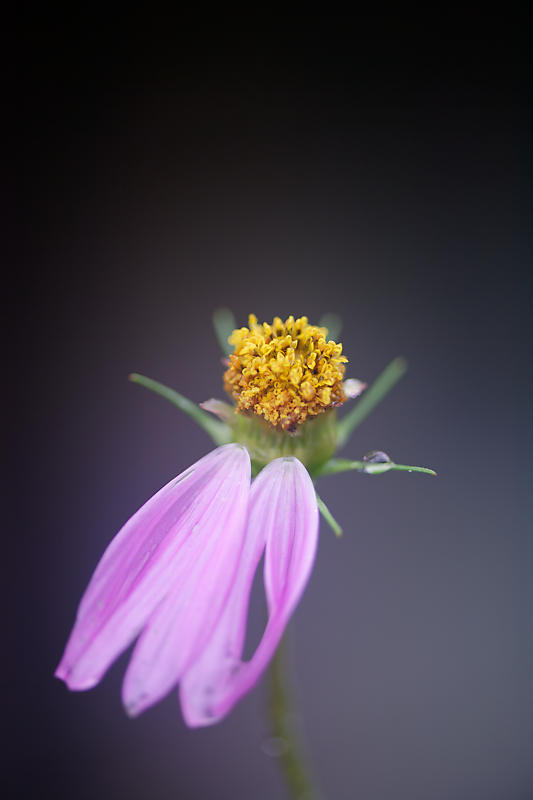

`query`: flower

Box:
[56,312,435,726]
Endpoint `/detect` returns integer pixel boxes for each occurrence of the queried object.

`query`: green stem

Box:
[129,373,231,446]
[268,639,320,800]
[336,357,407,447]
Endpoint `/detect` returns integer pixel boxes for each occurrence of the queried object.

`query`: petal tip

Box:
[180,692,222,729]
[124,700,141,719]
[122,683,145,717]
[122,688,158,719]
[54,663,100,692]
[121,679,154,718]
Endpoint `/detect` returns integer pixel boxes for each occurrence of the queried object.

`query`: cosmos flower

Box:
[56,313,434,726]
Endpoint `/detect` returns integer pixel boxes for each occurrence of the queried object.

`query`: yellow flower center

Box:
[224,314,348,432]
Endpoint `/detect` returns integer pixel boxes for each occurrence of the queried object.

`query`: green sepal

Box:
[129,373,232,446]
[232,409,339,475]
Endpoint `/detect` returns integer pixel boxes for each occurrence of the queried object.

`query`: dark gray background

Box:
[9,24,532,800]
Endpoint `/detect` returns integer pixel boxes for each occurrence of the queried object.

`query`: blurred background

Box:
[9,20,532,800]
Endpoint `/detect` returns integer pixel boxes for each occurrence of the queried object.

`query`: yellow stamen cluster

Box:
[224,314,348,432]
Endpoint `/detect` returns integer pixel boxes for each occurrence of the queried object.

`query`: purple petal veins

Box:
[55,444,251,700]
[180,456,319,727]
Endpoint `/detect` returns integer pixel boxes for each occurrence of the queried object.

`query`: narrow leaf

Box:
[212,308,236,356]
[315,492,343,537]
[317,458,437,477]
[318,312,342,341]
[129,373,232,446]
[337,357,407,447]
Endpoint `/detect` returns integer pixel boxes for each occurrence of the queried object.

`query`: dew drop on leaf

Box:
[363,450,393,474]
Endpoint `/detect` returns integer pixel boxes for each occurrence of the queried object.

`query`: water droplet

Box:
[364,450,391,463]
[363,451,393,474]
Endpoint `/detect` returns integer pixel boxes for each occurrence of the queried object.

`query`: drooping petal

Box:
[180,456,318,727]
[122,452,250,716]
[55,444,250,692]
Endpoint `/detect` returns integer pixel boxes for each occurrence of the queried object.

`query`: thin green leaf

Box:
[336,357,407,447]
[316,492,343,537]
[212,308,236,356]
[317,458,437,477]
[129,373,232,446]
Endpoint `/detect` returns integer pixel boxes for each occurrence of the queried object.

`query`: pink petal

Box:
[55,444,250,693]
[180,456,318,727]
[121,453,250,716]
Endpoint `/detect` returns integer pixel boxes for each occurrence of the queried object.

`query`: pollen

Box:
[224,315,348,432]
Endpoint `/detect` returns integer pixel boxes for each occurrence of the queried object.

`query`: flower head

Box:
[56,311,435,726]
[224,314,348,432]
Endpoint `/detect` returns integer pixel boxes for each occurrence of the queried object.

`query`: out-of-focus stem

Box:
[268,639,320,800]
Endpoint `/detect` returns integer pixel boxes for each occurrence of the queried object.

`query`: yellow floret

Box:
[224,314,348,432]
